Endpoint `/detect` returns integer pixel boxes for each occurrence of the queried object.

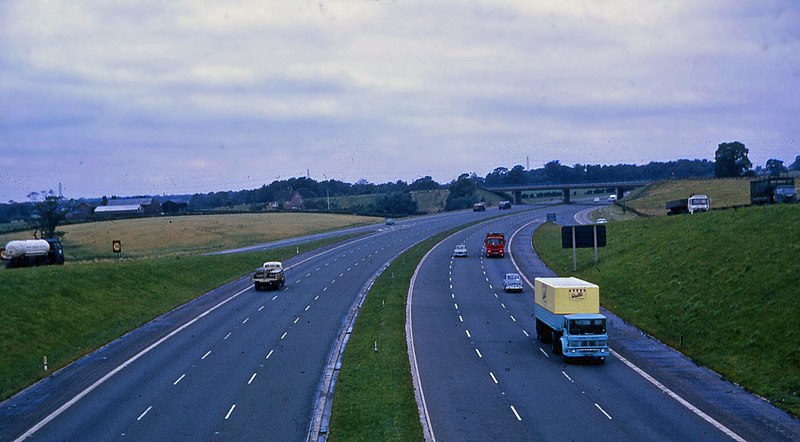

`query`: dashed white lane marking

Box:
[202,351,211,360]
[266,350,274,359]
[522,330,529,337]
[451,294,455,299]
[295,280,302,284]
[595,403,612,420]
[475,349,483,358]
[539,348,549,357]
[562,371,573,382]
[173,374,186,385]
[305,273,311,277]
[137,406,152,421]
[510,315,516,322]
[501,303,506,309]
[225,404,236,420]
[494,293,499,299]
[511,405,522,421]
[242,317,249,324]
[315,295,320,300]
[272,296,278,301]
[305,305,310,311]
[454,303,459,309]
[459,315,463,322]
[224,333,231,340]
[465,330,471,338]
[248,373,257,385]
[323,287,328,292]
[490,372,498,384]
[258,306,264,312]
[281,332,288,339]
[293,318,300,324]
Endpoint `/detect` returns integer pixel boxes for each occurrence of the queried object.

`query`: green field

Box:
[0,212,378,262]
[533,204,800,417]
[621,179,752,216]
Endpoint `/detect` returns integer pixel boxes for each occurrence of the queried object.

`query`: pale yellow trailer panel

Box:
[534,277,600,314]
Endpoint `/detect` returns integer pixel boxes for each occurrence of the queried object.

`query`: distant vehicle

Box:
[596,218,607,224]
[608,194,618,202]
[472,202,487,212]
[750,177,797,204]
[252,261,286,291]
[593,197,600,202]
[534,277,608,362]
[1,238,65,269]
[503,273,523,292]
[484,232,505,258]
[665,195,710,215]
[498,201,512,210]
[453,244,467,257]
[385,218,395,225]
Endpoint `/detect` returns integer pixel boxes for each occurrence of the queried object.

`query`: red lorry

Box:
[484,232,505,258]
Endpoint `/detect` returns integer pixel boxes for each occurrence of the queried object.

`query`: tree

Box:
[714,141,752,177]
[765,159,787,176]
[789,155,800,171]
[445,173,478,211]
[28,190,72,238]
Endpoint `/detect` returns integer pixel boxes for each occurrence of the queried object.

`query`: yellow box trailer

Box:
[534,277,599,315]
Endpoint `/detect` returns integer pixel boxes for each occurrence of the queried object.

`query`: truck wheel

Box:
[552,335,562,355]
[254,283,261,291]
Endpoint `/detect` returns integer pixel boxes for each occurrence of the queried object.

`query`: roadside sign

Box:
[562,225,606,248]
[112,240,122,253]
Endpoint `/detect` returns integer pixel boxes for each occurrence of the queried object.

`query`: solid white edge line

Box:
[610,349,746,442]
[14,284,253,441]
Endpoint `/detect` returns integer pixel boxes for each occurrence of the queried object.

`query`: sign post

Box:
[562,225,607,272]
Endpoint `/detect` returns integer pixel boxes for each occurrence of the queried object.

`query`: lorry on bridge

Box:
[750,177,797,204]
[533,277,608,362]
[665,194,710,215]
[1,238,65,269]
[252,261,286,291]
[484,232,505,258]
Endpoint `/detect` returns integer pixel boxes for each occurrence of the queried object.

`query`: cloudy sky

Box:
[1,1,798,201]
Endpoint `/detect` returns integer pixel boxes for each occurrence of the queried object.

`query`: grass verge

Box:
[532,204,800,417]
[0,234,360,402]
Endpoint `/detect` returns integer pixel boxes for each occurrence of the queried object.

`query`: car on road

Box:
[597,218,607,224]
[385,218,395,225]
[453,244,467,257]
[593,197,600,202]
[503,273,523,292]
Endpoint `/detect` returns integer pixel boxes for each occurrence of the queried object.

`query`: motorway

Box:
[408,206,800,441]
[0,205,540,441]
[3,202,798,441]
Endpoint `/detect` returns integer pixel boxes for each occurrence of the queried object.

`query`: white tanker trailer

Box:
[1,238,65,268]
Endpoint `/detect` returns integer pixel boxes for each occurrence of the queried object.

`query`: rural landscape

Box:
[2,1,799,441]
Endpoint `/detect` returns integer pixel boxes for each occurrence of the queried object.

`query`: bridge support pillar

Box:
[562,188,571,204]
[513,190,522,205]
[616,188,625,200]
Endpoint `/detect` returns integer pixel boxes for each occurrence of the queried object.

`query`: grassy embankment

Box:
[0,213,377,401]
[533,204,800,417]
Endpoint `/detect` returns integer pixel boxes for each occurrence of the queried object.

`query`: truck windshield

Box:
[690,198,707,205]
[487,239,503,245]
[568,319,605,335]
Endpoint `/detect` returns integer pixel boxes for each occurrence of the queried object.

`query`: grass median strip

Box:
[0,235,360,402]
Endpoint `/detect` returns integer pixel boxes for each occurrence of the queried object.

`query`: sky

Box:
[1,0,798,202]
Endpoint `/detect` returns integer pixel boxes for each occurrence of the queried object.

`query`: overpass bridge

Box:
[483,180,653,204]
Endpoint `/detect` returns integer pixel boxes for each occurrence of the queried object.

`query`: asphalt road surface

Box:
[1,205,540,441]
[408,207,800,441]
